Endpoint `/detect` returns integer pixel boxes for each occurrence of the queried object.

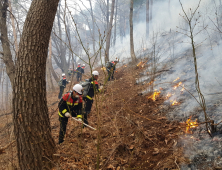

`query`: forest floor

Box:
[0,64,189,170]
[49,64,189,170]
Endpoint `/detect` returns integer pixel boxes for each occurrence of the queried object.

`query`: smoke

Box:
[109,0,222,167]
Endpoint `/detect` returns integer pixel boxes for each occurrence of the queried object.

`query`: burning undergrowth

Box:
[134,28,222,169]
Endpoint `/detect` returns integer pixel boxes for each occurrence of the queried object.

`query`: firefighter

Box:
[58,84,83,144]
[111,59,118,80]
[83,71,100,125]
[81,64,85,75]
[106,61,114,81]
[76,63,84,81]
[68,67,73,79]
[58,73,70,99]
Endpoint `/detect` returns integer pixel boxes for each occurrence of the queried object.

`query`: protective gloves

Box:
[77,115,83,123]
[65,112,71,118]
[100,85,103,90]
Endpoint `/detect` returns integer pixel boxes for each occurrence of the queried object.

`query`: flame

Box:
[148,90,161,101]
[173,77,180,82]
[137,61,142,67]
[170,100,179,105]
[173,82,182,90]
[186,118,198,133]
[166,92,172,99]
[180,85,185,93]
[147,81,154,85]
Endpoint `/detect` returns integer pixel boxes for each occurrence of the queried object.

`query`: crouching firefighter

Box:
[83,71,100,125]
[58,84,83,144]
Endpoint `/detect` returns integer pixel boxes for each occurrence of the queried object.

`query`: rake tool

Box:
[71,117,97,130]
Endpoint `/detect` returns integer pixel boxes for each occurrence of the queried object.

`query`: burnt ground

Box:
[0,65,189,170]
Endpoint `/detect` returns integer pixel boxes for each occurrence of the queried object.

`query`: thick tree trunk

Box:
[146,0,150,39]
[0,0,15,86]
[130,0,136,63]
[105,0,115,62]
[13,0,59,169]
[9,0,18,56]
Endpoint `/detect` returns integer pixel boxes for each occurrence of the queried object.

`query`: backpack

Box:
[58,78,63,86]
[106,62,113,69]
[79,79,91,97]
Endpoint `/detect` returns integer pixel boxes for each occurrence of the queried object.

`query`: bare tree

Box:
[146,0,150,39]
[0,0,15,86]
[46,37,55,91]
[113,0,118,45]
[178,0,214,135]
[130,0,136,62]
[89,0,96,54]
[107,0,109,28]
[105,0,115,62]
[8,0,18,55]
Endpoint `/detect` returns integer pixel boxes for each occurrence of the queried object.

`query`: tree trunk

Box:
[150,0,153,28]
[8,0,18,56]
[168,0,171,18]
[89,0,95,54]
[146,0,150,39]
[13,0,59,169]
[0,60,4,83]
[1,69,5,110]
[105,0,115,62]
[54,4,68,75]
[120,12,123,43]
[46,37,54,91]
[51,65,59,82]
[130,0,136,63]
[0,0,15,86]
[5,75,9,109]
[113,0,118,46]
[107,0,109,28]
